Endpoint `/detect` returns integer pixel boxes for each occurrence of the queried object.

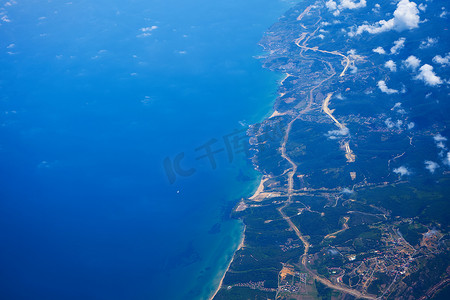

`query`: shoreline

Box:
[208,226,246,300]
[207,60,287,300]
[207,12,291,297]
[207,71,285,300]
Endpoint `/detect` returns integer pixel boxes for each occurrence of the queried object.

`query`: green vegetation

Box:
[214,287,276,300]
[356,178,450,228]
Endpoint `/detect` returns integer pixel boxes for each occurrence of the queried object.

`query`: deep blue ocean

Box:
[0,0,296,299]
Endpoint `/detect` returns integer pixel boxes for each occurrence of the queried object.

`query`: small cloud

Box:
[385,118,395,128]
[433,134,447,151]
[5,1,18,7]
[1,15,11,23]
[393,166,411,176]
[415,64,442,86]
[137,33,151,38]
[341,188,354,194]
[141,96,152,105]
[402,55,421,71]
[326,0,338,11]
[385,60,397,72]
[140,26,158,32]
[137,25,158,38]
[37,160,58,169]
[326,0,367,16]
[434,134,447,143]
[392,102,402,109]
[339,0,367,10]
[385,118,403,129]
[407,122,415,129]
[390,38,406,55]
[350,0,420,36]
[6,43,14,49]
[38,161,50,168]
[372,47,386,54]
[424,160,439,173]
[433,53,450,66]
[419,37,437,49]
[418,3,427,12]
[326,127,349,139]
[378,80,398,94]
[372,3,381,13]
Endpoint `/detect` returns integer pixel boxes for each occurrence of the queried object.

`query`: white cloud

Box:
[437,142,446,150]
[424,160,439,173]
[415,64,442,86]
[378,80,399,94]
[351,0,420,36]
[433,134,447,151]
[407,122,415,129]
[141,26,158,32]
[326,0,366,15]
[445,152,450,166]
[385,119,403,129]
[1,15,11,23]
[419,37,437,49]
[372,47,386,54]
[385,60,397,72]
[391,38,406,54]
[137,26,158,37]
[385,118,395,128]
[433,53,450,66]
[418,3,427,11]
[393,166,411,176]
[326,0,338,11]
[402,55,421,70]
[372,3,381,13]
[434,134,447,143]
[327,127,350,139]
[341,188,354,194]
[339,0,366,10]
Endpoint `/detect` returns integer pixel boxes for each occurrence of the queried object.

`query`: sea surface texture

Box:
[0,0,296,299]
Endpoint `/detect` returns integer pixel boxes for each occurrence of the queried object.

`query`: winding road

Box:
[274,15,371,299]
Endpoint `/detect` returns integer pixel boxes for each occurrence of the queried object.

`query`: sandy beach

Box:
[208,227,246,300]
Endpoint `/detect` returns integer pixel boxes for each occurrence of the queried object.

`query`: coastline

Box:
[207,72,284,299]
[206,4,296,296]
[208,225,246,300]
